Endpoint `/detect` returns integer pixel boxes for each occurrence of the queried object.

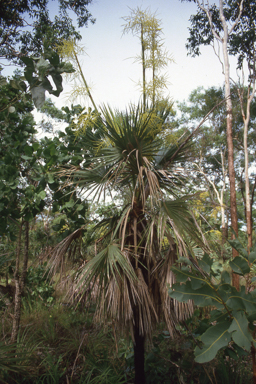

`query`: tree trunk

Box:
[20,221,29,293]
[10,221,23,344]
[244,115,252,249]
[239,81,256,251]
[220,0,240,290]
[133,321,146,384]
[220,149,227,258]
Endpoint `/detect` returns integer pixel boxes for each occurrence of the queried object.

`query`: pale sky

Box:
[57,0,239,111]
[2,0,240,112]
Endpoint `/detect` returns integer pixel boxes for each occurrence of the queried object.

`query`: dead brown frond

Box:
[47,227,84,279]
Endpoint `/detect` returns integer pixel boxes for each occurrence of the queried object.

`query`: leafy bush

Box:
[25,263,54,305]
[169,238,256,367]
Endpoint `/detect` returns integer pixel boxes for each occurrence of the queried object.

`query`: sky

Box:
[55,0,239,111]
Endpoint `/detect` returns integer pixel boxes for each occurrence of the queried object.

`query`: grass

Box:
[0,297,127,383]
[0,286,253,384]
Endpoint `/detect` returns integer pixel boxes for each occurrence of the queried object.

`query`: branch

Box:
[196,0,222,42]
[194,162,221,205]
[168,96,227,165]
[229,0,245,35]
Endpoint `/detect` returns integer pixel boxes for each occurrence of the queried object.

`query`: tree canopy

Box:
[0,0,95,64]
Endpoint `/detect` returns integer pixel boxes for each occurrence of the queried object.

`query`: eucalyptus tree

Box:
[49,103,206,383]
[178,86,256,260]
[231,2,256,249]
[183,0,248,289]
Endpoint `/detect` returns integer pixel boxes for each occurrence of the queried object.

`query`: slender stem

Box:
[141,23,146,112]
[73,50,98,112]
[20,221,29,293]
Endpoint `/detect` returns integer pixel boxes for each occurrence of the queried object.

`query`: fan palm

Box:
[52,103,205,384]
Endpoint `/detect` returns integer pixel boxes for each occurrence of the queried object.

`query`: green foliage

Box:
[185,0,256,69]
[0,342,29,380]
[0,74,39,238]
[25,264,55,305]
[169,241,256,363]
[0,0,95,65]
[19,46,75,108]
[177,85,256,235]
[0,66,91,247]
[37,353,66,384]
[1,293,252,383]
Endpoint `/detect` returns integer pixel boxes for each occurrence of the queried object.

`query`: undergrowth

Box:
[0,283,253,383]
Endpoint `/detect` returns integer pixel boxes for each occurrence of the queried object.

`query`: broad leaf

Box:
[220,270,231,285]
[171,266,206,289]
[50,73,63,96]
[228,239,248,260]
[195,321,231,363]
[38,190,46,200]
[249,252,256,264]
[198,253,213,274]
[169,280,220,307]
[229,256,250,276]
[209,310,228,323]
[31,85,45,108]
[10,79,20,89]
[228,311,252,351]
[226,287,256,313]
[20,56,35,69]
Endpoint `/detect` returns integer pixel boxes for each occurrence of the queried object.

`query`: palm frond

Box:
[74,243,137,302]
[162,198,206,251]
[48,227,84,277]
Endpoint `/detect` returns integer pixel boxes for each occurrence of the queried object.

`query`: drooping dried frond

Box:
[73,243,138,302]
[157,247,193,326]
[47,227,84,278]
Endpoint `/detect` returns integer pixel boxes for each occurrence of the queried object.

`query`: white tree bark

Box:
[195,0,244,289]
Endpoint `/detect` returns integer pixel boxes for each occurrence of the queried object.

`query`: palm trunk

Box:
[133,311,146,384]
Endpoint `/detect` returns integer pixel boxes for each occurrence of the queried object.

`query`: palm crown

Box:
[63,104,203,332]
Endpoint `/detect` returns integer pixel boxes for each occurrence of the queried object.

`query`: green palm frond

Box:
[162,198,206,251]
[155,131,193,168]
